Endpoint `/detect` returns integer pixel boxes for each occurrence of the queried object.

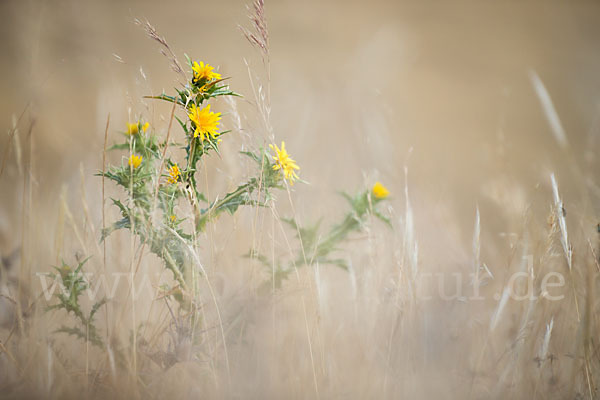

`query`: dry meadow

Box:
[0,0,599,399]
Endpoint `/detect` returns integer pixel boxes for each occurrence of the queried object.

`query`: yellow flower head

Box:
[188,104,222,141]
[192,61,221,85]
[372,181,389,199]
[169,215,176,223]
[269,141,300,185]
[128,154,142,169]
[126,121,149,135]
[167,164,181,184]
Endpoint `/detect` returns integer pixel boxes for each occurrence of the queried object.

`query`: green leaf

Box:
[144,94,185,106]
[319,258,349,271]
[55,326,87,341]
[175,115,189,135]
[373,209,392,228]
[245,249,273,268]
[108,143,131,151]
[184,53,193,68]
[90,298,108,322]
[100,217,130,242]
[74,256,92,274]
[240,150,261,164]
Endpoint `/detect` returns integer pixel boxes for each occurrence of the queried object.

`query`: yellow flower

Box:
[188,104,221,141]
[169,215,176,222]
[126,121,149,135]
[269,141,300,184]
[372,182,389,199]
[192,61,221,84]
[58,264,72,280]
[128,154,142,169]
[167,164,181,184]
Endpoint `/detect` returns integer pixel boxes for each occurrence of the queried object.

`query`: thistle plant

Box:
[253,181,392,288]
[46,257,107,348]
[99,22,391,310]
[100,58,297,294]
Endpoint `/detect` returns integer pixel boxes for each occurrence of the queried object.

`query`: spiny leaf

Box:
[240,150,262,164]
[245,249,273,268]
[100,217,130,242]
[144,94,185,106]
[175,115,188,135]
[90,298,108,322]
[318,258,349,271]
[108,143,132,151]
[373,209,392,228]
[55,326,87,341]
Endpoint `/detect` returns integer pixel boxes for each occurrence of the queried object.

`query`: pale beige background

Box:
[1,0,598,239]
[0,1,599,398]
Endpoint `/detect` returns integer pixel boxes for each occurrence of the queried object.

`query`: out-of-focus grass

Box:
[0,0,599,399]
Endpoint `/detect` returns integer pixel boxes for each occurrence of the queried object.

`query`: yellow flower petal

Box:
[372,181,389,199]
[128,154,142,169]
[126,121,149,135]
[126,122,139,135]
[167,164,181,184]
[271,141,300,184]
[188,104,221,142]
[192,61,221,85]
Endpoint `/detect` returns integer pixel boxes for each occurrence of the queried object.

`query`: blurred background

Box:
[1,0,599,252]
[0,0,599,398]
